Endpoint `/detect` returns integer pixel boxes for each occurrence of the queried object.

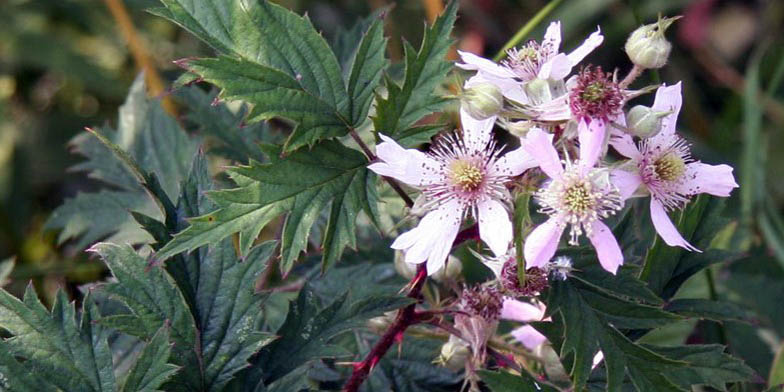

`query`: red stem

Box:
[342,263,428,391]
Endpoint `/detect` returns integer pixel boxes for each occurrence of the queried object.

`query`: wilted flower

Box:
[369,114,536,274]
[523,128,624,274]
[569,66,624,123]
[456,285,504,365]
[625,15,680,69]
[610,83,738,250]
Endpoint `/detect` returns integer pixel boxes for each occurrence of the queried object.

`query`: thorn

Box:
[172,57,198,69]
[211,96,221,106]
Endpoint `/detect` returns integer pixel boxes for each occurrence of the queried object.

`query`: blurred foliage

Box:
[1,0,784,390]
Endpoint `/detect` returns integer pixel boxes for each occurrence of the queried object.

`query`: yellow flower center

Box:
[654,152,686,181]
[563,182,595,213]
[515,47,539,62]
[450,160,483,191]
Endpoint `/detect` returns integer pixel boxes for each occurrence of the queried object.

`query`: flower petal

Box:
[578,118,606,170]
[542,21,562,54]
[478,199,513,257]
[678,162,739,197]
[457,50,517,79]
[523,128,563,179]
[490,146,537,177]
[649,198,700,252]
[460,106,495,153]
[501,298,545,322]
[566,27,604,66]
[611,168,643,201]
[650,82,682,137]
[608,116,642,160]
[538,53,571,80]
[393,200,464,274]
[369,134,443,187]
[511,325,548,350]
[587,220,624,274]
[524,218,563,268]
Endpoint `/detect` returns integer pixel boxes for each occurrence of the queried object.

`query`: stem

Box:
[348,129,415,208]
[619,64,645,89]
[493,0,565,61]
[342,263,428,392]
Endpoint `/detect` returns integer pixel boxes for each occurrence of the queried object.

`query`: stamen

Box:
[569,66,623,121]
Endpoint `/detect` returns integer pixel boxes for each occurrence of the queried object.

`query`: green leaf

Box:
[646,345,755,391]
[156,140,379,274]
[770,343,784,389]
[641,196,732,299]
[546,278,684,391]
[346,18,388,126]
[0,288,117,391]
[90,242,200,390]
[121,325,179,392]
[664,299,751,323]
[175,87,276,163]
[157,0,352,151]
[478,370,558,392]
[372,1,457,147]
[0,344,61,391]
[257,283,414,384]
[0,256,14,287]
[363,337,462,392]
[45,75,198,250]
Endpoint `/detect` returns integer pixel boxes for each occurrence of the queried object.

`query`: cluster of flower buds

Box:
[369,16,738,282]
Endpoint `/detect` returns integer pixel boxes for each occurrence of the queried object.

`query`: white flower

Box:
[368,113,536,274]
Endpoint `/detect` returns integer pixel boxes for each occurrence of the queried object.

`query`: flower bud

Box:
[504,120,533,138]
[625,105,670,138]
[394,251,417,279]
[367,311,396,334]
[625,15,680,69]
[461,83,503,120]
[523,78,553,105]
[433,255,462,283]
[436,336,470,371]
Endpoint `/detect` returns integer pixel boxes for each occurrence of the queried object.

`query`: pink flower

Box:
[609,82,738,251]
[456,21,603,116]
[368,113,537,274]
[501,298,548,350]
[522,127,624,274]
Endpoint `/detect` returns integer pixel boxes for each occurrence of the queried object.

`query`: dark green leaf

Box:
[346,18,388,126]
[664,299,751,323]
[479,370,559,392]
[0,288,116,391]
[156,140,379,275]
[646,345,755,391]
[121,325,179,392]
[372,1,457,147]
[257,283,414,384]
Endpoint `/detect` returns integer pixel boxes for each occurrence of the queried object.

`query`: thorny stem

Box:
[342,263,428,392]
[348,128,415,208]
[619,64,645,89]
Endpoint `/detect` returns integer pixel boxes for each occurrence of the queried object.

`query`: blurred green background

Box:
[1,0,784,387]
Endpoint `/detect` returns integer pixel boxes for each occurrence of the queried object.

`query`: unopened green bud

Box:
[436,336,470,371]
[394,251,417,279]
[625,15,680,69]
[433,255,463,283]
[625,105,670,138]
[367,311,396,334]
[461,83,503,120]
[504,120,533,138]
[523,78,552,105]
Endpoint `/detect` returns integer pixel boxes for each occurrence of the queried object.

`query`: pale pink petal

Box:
[542,21,562,53]
[369,134,442,187]
[478,199,513,257]
[566,27,604,66]
[457,50,517,79]
[501,298,545,322]
[650,82,682,137]
[578,119,606,170]
[529,93,572,121]
[587,220,623,274]
[677,162,738,197]
[511,325,548,350]
[610,169,643,201]
[460,106,495,153]
[592,352,604,369]
[538,53,571,80]
[524,218,563,268]
[393,200,464,274]
[490,146,537,177]
[649,198,700,252]
[522,128,563,179]
[608,116,642,160]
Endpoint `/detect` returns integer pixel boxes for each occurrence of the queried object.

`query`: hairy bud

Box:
[625,15,680,69]
[625,105,670,138]
[436,336,470,371]
[461,83,503,120]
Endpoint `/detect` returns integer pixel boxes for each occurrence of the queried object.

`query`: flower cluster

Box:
[369,18,737,281]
